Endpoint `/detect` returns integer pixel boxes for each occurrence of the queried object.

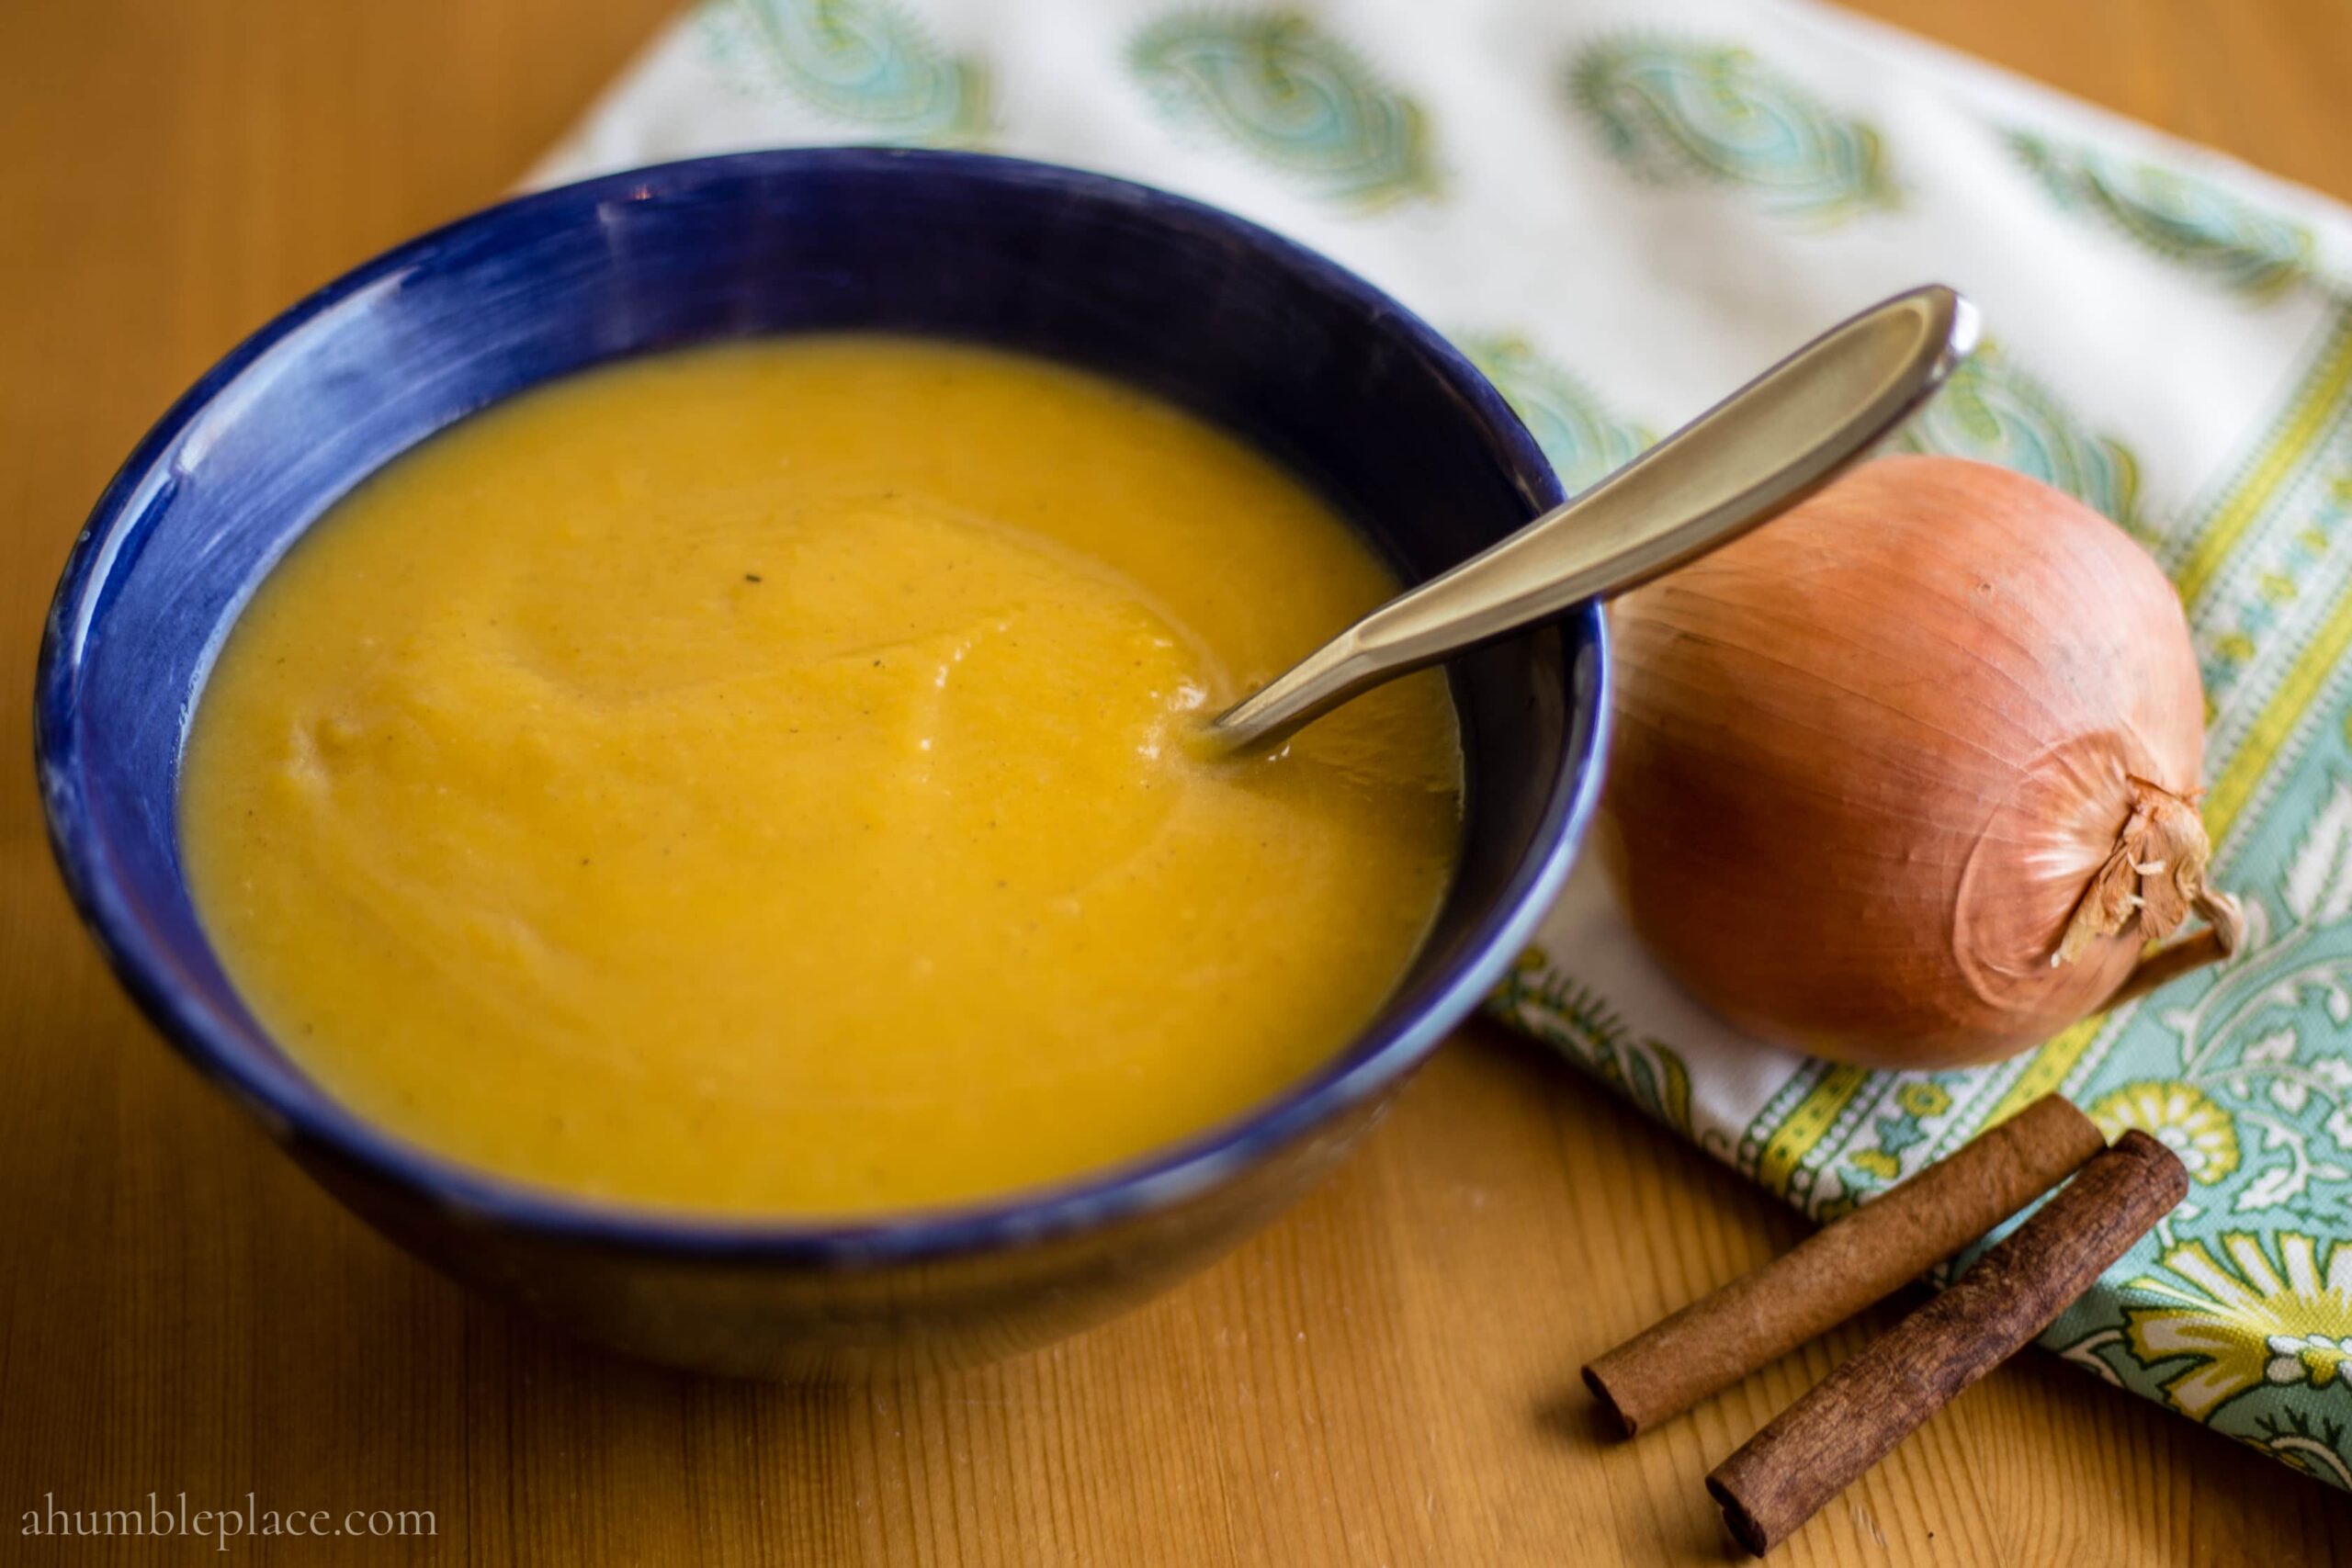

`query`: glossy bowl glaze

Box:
[37,149,1605,1377]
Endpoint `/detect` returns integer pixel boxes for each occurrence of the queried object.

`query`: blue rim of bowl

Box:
[34,147,1609,1267]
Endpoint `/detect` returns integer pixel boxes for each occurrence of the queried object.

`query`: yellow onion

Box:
[1600,455,2243,1067]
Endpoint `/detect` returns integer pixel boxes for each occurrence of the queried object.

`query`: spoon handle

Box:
[1204,284,1980,754]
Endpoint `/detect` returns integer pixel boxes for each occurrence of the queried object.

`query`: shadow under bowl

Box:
[36,149,1607,1377]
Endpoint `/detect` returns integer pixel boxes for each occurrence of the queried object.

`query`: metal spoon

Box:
[1202,284,1980,755]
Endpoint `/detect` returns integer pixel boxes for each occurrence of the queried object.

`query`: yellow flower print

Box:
[1849,1148,1902,1182]
[1895,1080,1952,1118]
[2127,1232,2352,1417]
[2087,1081,2242,1185]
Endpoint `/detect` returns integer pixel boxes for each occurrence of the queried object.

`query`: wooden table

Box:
[6,3,2351,1562]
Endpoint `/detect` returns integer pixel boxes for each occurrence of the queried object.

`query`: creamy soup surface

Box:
[181,336,1461,1214]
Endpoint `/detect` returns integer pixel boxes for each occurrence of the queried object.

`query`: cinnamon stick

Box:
[1707,1129,2188,1556]
[1582,1094,2104,1436]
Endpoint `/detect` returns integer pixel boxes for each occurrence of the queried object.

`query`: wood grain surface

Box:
[5,2,2352,1562]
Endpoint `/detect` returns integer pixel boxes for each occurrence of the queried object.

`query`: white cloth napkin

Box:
[533,0,2352,1489]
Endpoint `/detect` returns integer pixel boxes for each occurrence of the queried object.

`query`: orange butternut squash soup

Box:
[180,336,1461,1215]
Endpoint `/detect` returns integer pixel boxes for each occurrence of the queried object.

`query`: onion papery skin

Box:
[1600,456,2207,1067]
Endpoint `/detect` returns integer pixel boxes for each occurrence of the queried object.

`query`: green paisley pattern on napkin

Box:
[1493,950,1698,1141]
[699,0,989,144]
[1894,338,2145,536]
[2007,130,2316,301]
[1457,333,1653,493]
[1128,10,1439,210]
[1566,36,1896,225]
[1510,293,2352,1488]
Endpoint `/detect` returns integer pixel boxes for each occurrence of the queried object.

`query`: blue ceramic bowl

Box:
[37,149,1605,1376]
